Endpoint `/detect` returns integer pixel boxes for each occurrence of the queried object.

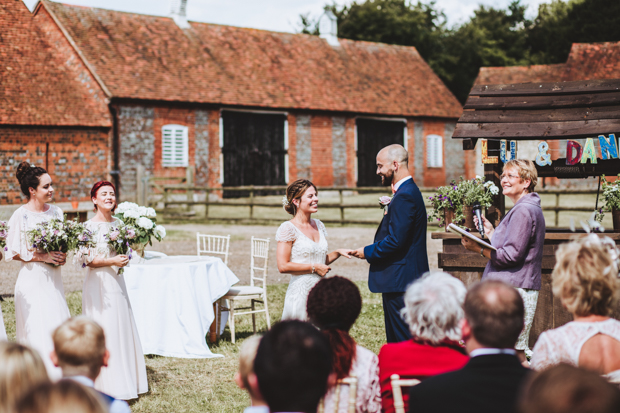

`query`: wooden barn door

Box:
[356,118,406,187]
[222,111,287,195]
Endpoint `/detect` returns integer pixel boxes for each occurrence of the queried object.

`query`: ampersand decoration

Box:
[536,141,552,166]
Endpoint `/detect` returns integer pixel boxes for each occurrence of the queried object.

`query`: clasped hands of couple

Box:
[314,247,367,277]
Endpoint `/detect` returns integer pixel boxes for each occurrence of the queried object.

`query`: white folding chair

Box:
[218,237,271,343]
[196,233,230,265]
[391,374,421,413]
[318,375,358,413]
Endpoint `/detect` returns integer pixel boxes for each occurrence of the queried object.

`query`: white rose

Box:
[138,206,148,216]
[154,225,166,238]
[124,209,140,219]
[146,207,157,218]
[475,175,483,180]
[137,217,154,230]
[490,185,500,195]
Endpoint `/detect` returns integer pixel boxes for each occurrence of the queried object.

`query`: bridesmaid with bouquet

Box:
[79,181,148,400]
[5,162,71,378]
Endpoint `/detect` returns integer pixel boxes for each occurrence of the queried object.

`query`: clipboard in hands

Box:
[447,223,496,251]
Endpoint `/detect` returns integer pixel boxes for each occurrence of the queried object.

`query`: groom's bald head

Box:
[378,144,408,166]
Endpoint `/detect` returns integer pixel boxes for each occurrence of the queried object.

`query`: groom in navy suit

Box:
[353,144,429,342]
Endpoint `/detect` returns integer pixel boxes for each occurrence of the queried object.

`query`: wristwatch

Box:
[480,247,485,257]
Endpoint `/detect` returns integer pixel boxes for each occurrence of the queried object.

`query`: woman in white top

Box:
[5,161,71,378]
[79,181,148,399]
[531,235,620,381]
[0,250,7,341]
[276,179,352,321]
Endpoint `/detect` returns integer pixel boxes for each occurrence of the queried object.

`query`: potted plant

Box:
[427,180,464,231]
[595,175,620,232]
[459,176,499,230]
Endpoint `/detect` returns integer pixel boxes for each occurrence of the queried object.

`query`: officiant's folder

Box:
[447,223,496,251]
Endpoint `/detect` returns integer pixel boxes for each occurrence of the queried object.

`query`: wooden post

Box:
[555,193,560,228]
[163,187,170,211]
[186,166,194,212]
[339,189,345,226]
[484,140,505,226]
[205,188,210,220]
[249,186,254,220]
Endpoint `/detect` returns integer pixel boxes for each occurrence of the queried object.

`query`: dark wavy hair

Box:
[90,181,117,213]
[307,276,362,379]
[16,161,47,199]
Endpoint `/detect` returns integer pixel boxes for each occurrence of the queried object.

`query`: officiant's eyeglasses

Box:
[500,173,520,181]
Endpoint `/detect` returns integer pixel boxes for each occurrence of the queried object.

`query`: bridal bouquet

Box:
[0,220,9,250]
[104,222,136,274]
[27,218,95,264]
[114,202,166,249]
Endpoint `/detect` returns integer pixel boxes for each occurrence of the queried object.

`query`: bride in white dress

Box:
[276,179,352,321]
[5,162,71,378]
[79,181,148,399]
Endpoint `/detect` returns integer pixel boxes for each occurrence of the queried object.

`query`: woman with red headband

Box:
[79,181,147,400]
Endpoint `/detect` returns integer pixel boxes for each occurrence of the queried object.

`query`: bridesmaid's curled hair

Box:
[90,181,118,213]
[16,161,47,199]
[307,276,362,380]
[284,179,317,216]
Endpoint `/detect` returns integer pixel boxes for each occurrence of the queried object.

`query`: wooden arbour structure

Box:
[434,79,620,347]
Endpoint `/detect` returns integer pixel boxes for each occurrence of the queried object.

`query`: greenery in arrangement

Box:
[0,220,9,249]
[461,176,499,208]
[595,175,620,223]
[114,202,166,247]
[26,217,95,254]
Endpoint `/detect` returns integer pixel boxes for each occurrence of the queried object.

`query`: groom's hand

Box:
[351,247,365,259]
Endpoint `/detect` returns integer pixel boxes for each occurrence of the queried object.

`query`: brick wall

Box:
[0,127,109,205]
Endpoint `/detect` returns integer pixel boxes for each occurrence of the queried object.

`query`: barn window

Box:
[426,134,443,168]
[162,124,188,167]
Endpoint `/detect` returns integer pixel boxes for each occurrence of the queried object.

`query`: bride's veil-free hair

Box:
[284,179,317,216]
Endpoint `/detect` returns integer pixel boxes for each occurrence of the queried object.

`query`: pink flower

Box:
[379,196,392,206]
[109,230,120,241]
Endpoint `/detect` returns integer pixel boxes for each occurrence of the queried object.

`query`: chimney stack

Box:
[319,10,339,47]
[170,0,190,29]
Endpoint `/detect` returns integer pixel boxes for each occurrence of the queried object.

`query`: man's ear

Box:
[50,350,60,368]
[460,318,471,341]
[234,372,245,389]
[102,350,110,368]
[247,373,263,399]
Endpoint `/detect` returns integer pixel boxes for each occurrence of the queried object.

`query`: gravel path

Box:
[0,223,441,295]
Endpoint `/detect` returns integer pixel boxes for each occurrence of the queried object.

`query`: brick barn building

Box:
[0,0,111,204]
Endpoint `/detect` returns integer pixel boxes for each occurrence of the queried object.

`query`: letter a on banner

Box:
[599,134,619,160]
[566,140,583,165]
[481,139,498,164]
[580,138,598,164]
[500,140,516,163]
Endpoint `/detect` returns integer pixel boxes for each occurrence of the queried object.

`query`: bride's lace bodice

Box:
[276,219,328,269]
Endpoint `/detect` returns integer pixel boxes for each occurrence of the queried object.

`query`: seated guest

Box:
[531,236,620,380]
[253,320,332,413]
[50,317,131,413]
[0,342,50,412]
[15,379,107,413]
[306,276,381,413]
[378,272,468,413]
[408,280,530,413]
[234,335,268,413]
[518,364,620,413]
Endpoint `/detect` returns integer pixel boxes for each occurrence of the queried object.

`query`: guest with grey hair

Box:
[378,272,469,413]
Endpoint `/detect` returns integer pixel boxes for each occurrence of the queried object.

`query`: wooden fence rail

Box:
[147,182,602,227]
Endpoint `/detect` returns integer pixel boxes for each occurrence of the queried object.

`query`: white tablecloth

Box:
[124,255,239,358]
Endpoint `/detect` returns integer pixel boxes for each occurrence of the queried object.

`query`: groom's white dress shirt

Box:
[393,176,412,192]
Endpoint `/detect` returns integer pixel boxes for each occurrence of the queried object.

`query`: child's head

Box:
[51,317,108,380]
[234,335,264,404]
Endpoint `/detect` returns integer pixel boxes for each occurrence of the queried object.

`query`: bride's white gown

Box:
[276,219,328,321]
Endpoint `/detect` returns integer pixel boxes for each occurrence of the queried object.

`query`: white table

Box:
[124,255,239,358]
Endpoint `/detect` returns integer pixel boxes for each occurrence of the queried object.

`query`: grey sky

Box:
[24,0,559,33]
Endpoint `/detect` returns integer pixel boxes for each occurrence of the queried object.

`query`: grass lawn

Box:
[1,282,385,413]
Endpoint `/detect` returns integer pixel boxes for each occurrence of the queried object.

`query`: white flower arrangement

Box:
[114,202,165,248]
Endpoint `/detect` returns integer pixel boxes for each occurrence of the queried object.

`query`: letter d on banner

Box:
[566,140,583,165]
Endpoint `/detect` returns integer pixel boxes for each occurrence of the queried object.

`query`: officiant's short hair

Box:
[52,317,106,378]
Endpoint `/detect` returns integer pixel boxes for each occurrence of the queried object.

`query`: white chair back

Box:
[250,237,269,288]
[197,233,230,265]
[318,375,357,413]
[391,374,420,413]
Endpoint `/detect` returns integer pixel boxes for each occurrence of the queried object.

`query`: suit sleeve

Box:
[364,192,417,265]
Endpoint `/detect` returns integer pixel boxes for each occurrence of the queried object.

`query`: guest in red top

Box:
[378,272,469,413]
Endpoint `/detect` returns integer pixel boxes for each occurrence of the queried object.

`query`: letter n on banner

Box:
[566,140,583,165]
[599,134,619,160]
[482,139,498,164]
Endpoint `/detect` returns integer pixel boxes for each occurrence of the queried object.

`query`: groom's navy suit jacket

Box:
[364,178,429,293]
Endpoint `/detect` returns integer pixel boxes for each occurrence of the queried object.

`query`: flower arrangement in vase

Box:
[427,180,464,229]
[594,175,620,232]
[113,202,166,255]
[460,176,499,230]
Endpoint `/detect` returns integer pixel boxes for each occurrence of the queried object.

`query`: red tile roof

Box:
[41,1,461,119]
[0,0,110,127]
[475,42,620,86]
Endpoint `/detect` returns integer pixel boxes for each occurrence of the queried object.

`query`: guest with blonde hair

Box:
[531,235,620,381]
[0,342,50,413]
[234,335,268,413]
[15,380,107,413]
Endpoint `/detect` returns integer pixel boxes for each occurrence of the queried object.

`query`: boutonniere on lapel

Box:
[379,196,392,215]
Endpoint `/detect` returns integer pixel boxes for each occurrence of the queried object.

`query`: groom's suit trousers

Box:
[382,292,411,343]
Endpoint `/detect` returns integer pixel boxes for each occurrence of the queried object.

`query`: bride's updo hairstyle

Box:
[283,179,317,216]
[90,181,118,213]
[16,161,47,200]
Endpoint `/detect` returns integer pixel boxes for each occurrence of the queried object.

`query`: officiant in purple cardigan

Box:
[461,159,545,364]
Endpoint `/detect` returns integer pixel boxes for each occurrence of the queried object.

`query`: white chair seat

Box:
[225,286,264,296]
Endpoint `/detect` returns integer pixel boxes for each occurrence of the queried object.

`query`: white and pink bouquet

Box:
[114,202,166,248]
[27,218,95,265]
[0,220,9,250]
[104,222,137,274]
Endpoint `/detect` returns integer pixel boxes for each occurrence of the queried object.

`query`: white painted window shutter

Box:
[162,124,189,167]
[426,134,443,168]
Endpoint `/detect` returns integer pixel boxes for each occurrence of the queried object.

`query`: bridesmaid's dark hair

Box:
[307,276,362,380]
[16,161,47,200]
[90,181,118,213]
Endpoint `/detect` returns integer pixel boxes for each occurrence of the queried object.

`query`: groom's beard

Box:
[380,170,394,186]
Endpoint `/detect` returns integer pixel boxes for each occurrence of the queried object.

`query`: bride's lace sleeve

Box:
[315,219,328,239]
[276,222,297,243]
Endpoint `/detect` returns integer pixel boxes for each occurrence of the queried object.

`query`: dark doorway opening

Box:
[356,118,405,187]
[222,111,287,197]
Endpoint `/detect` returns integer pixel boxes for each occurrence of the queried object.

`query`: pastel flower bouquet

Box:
[113,202,166,255]
[0,220,9,251]
[104,222,137,274]
[26,218,95,265]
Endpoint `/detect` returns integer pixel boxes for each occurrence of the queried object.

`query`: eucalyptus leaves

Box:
[594,175,620,223]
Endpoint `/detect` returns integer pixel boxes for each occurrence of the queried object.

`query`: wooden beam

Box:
[458,105,620,123]
[470,79,620,97]
[453,119,620,140]
[536,158,620,178]
[464,91,620,110]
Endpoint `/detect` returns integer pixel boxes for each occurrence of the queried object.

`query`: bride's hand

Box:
[336,249,353,259]
[314,263,331,277]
